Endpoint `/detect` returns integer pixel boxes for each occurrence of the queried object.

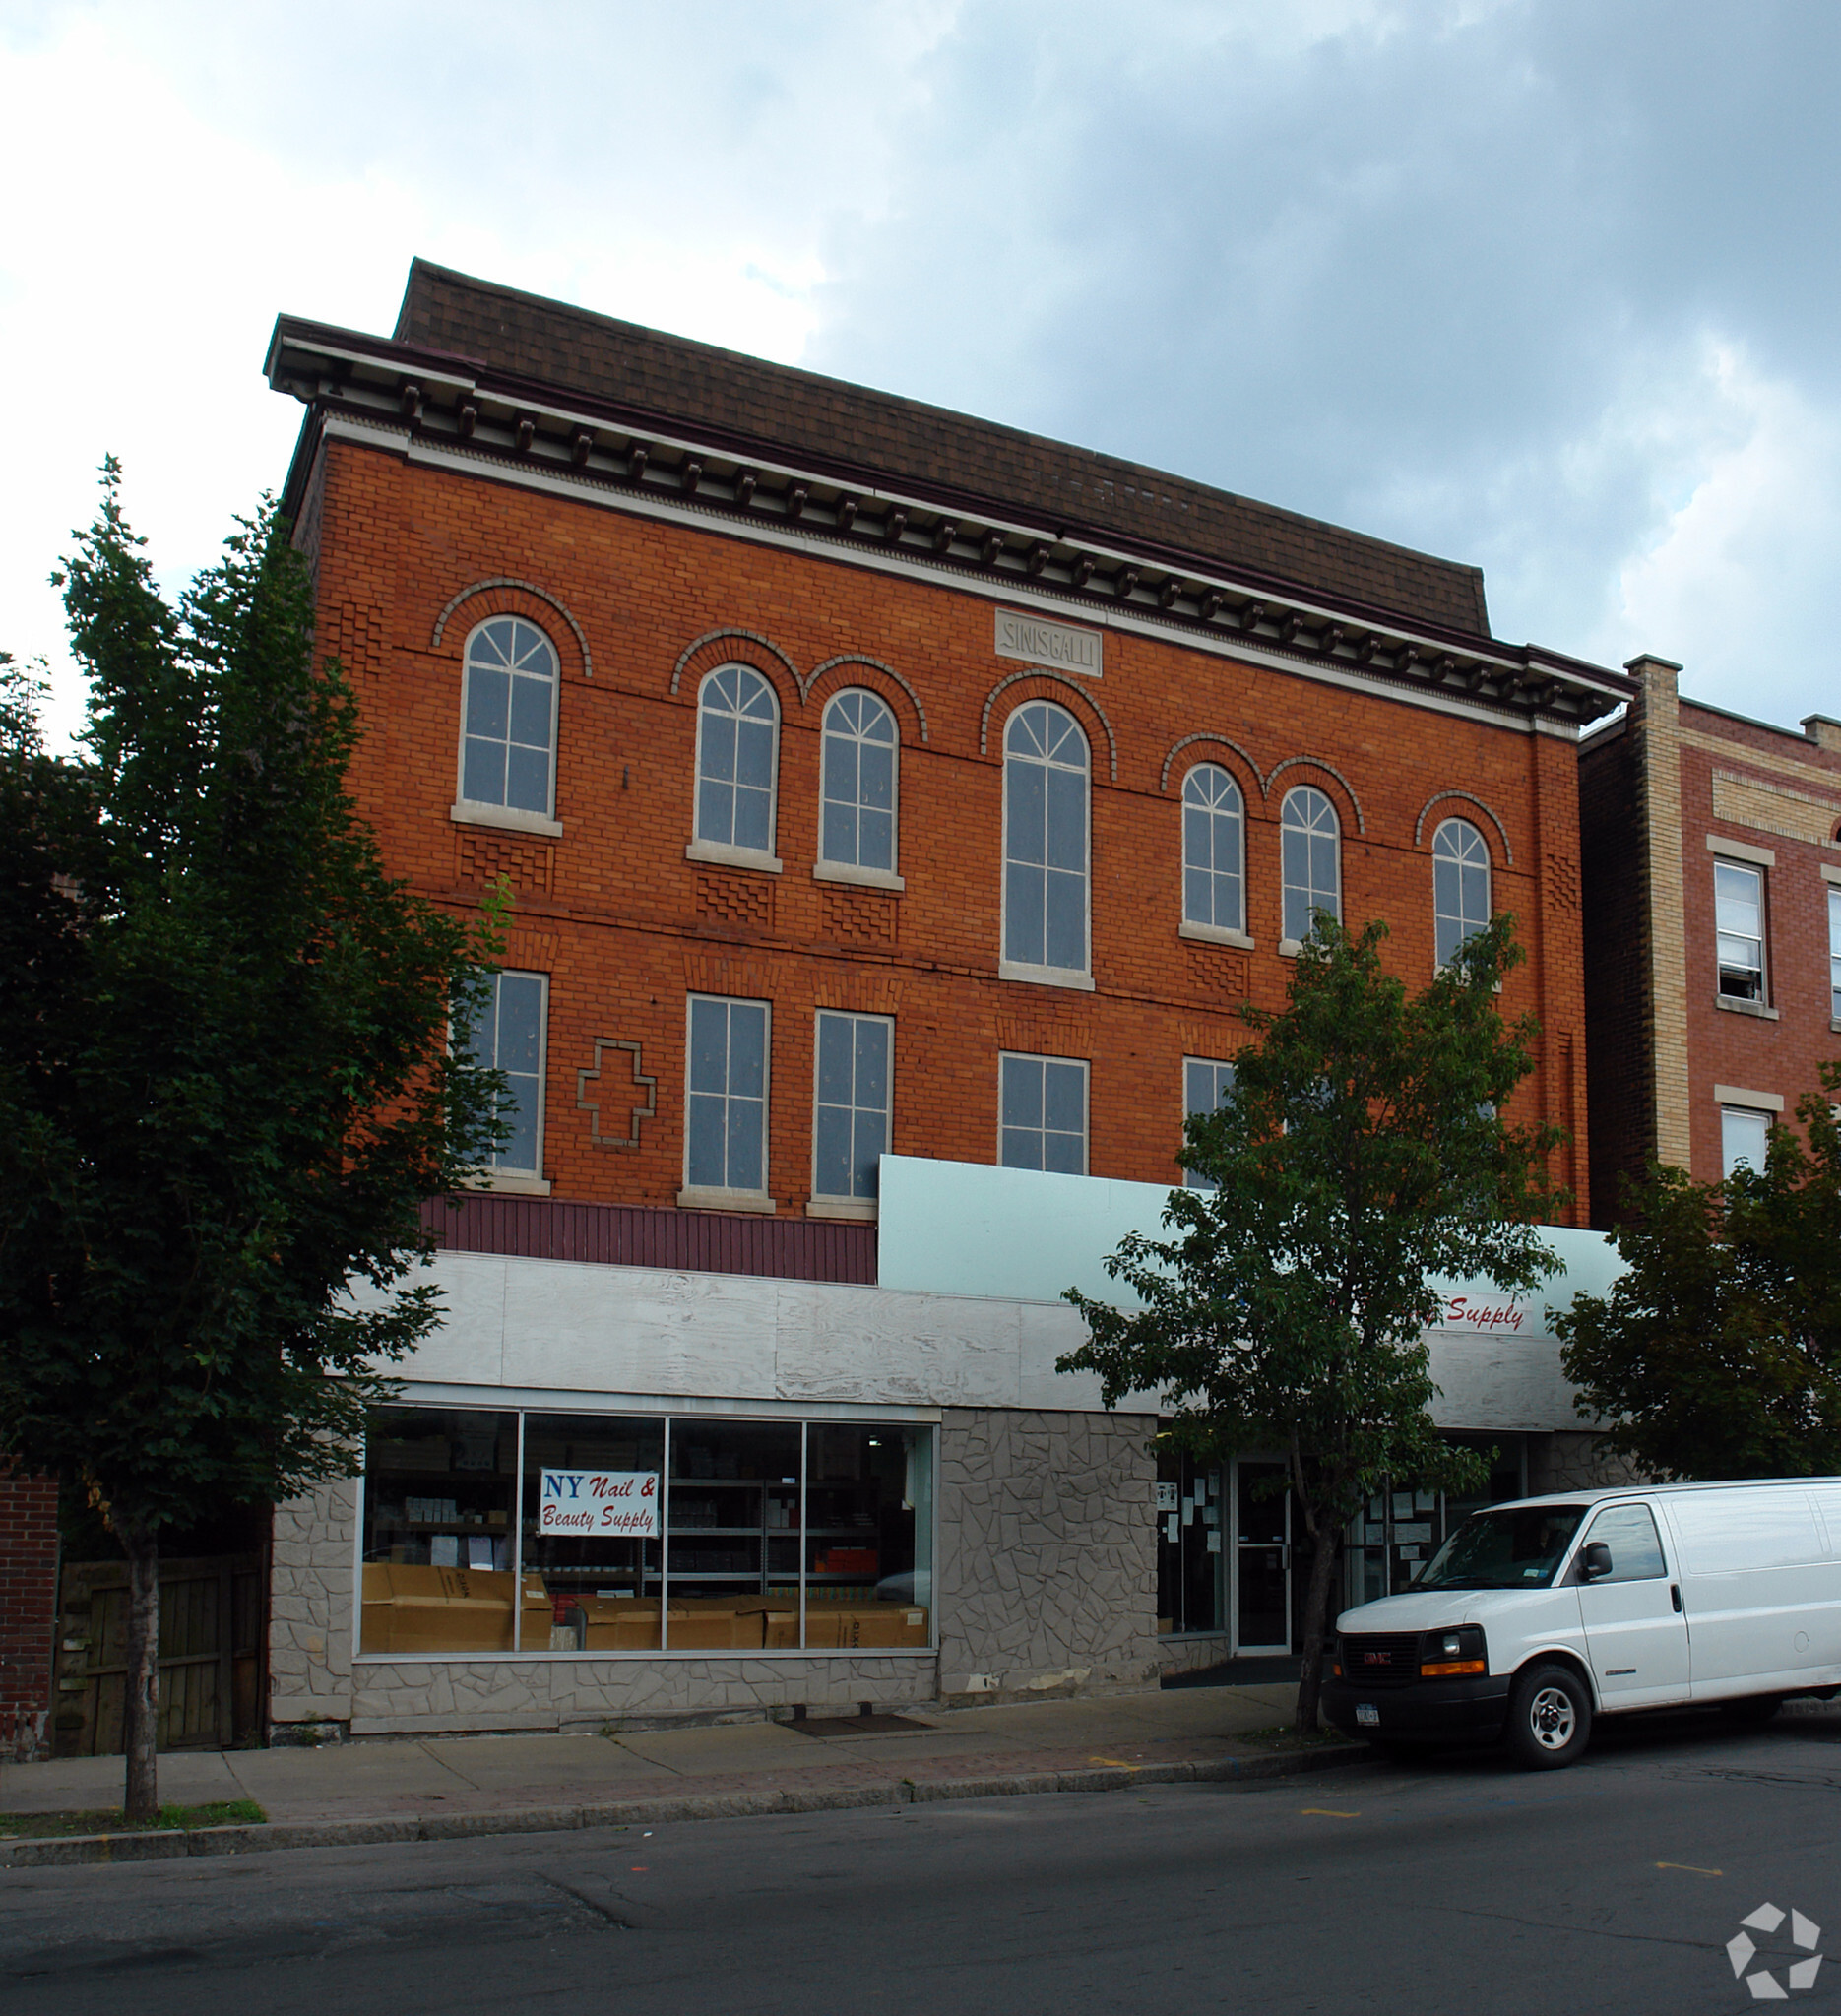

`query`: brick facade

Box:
[0,1471,58,1761]
[297,427,1598,1220]
[1580,662,1841,1208]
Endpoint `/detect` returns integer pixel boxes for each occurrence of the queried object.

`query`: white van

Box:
[1321,1480,1841,1768]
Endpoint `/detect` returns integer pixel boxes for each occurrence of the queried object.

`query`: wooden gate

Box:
[53,1554,266,1756]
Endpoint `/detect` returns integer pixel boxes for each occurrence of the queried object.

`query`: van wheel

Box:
[1505,1664,1593,1770]
[1718,1695,1783,1725]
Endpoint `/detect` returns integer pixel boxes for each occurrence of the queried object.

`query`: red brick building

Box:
[0,1473,57,1761]
[269,262,1624,1227]
[1580,656,1841,1216]
[252,264,1634,1730]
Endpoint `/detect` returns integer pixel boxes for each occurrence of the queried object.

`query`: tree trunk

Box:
[120,1520,159,1823]
[1294,1522,1343,1736]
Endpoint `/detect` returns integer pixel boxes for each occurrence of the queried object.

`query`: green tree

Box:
[1059,915,1563,1733]
[0,465,504,1819]
[1555,1066,1841,1480]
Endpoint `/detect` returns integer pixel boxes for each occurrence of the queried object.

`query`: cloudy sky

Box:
[4,1,1838,744]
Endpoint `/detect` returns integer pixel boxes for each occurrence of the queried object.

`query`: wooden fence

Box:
[53,1554,266,1756]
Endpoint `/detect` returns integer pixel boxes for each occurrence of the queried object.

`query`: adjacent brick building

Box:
[254,262,1631,1732]
[0,1473,57,1761]
[1580,655,1841,1218]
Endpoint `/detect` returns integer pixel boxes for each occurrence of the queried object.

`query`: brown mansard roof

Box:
[394,259,1492,638]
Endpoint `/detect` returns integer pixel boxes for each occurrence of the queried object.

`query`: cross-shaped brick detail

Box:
[576,1039,658,1149]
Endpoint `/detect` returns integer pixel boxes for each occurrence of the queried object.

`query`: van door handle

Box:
[1671,1584,1682,1613]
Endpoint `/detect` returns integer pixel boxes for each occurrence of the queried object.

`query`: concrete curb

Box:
[0,1744,1368,1867]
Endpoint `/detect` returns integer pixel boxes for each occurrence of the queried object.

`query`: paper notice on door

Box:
[1166,1515,1179,1544]
[1207,1531,1222,1552]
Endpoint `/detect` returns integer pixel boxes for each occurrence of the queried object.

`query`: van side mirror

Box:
[1581,1542,1613,1581]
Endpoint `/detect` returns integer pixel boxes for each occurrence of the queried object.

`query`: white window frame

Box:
[998,701,1094,991]
[452,617,564,839]
[997,1050,1090,1175]
[1432,817,1492,970]
[1713,857,1767,1005]
[464,969,551,1197]
[813,689,904,892]
[1179,764,1251,947]
[808,1010,895,1219]
[687,664,784,874]
[1279,785,1343,954]
[1828,879,1841,1024]
[1181,1056,1237,1191]
[679,994,776,1212]
[1720,1102,1775,1180]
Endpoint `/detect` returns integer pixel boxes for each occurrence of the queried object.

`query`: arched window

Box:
[1432,817,1492,966]
[819,690,898,873]
[695,664,779,855]
[460,617,558,816]
[1002,702,1090,977]
[1280,786,1341,945]
[1182,764,1244,933]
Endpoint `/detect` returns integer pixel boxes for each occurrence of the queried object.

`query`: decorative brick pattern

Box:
[1183,942,1249,999]
[0,1471,57,1762]
[326,599,387,681]
[696,871,774,929]
[820,885,896,947]
[456,829,553,896]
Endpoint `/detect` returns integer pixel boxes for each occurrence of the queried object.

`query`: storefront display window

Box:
[1349,1432,1527,1605]
[358,1405,933,1656]
[1156,1447,1222,1635]
[359,1408,518,1654]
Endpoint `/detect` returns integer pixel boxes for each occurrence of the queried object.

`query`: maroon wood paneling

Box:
[420,1196,877,1285]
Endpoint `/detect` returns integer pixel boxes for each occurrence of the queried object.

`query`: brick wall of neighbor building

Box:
[0,1473,58,1761]
[1581,661,1841,1206]
[268,269,1622,1226]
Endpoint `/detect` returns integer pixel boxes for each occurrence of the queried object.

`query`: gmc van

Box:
[1321,1480,1841,1768]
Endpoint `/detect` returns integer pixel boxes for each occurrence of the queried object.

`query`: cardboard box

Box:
[359,1562,515,1654]
[666,1607,764,1651]
[804,1604,930,1649]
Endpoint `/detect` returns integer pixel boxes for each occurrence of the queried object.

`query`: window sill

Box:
[465,1170,552,1197]
[451,801,563,840]
[813,861,906,893]
[677,1186,779,1214]
[1715,995,1780,1020]
[1179,920,1254,950]
[805,1197,878,1221]
[685,839,783,875]
[997,961,1096,992]
[1277,938,1302,959]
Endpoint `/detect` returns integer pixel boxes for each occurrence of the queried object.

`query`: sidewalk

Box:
[0,1683,1365,1862]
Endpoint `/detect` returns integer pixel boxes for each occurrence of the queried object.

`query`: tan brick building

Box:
[1580,659,1841,1217]
[255,263,1630,1735]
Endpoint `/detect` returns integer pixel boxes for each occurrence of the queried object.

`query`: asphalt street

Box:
[5,1707,1841,2015]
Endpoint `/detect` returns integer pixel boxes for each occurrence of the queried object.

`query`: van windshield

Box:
[1414,1506,1586,1590]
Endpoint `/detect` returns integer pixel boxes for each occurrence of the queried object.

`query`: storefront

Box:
[359,1403,932,1657]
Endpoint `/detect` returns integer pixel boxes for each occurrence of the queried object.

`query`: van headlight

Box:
[1420,1624,1487,1677]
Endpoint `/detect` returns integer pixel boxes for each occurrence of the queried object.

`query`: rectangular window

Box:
[457,971,547,1174]
[1715,860,1765,1001]
[1830,886,1840,1021]
[1182,1058,1237,1191]
[999,1052,1088,1174]
[685,995,769,1196]
[360,1407,519,1653]
[812,1012,891,1201]
[1721,1105,1771,1178]
[361,1405,933,1655]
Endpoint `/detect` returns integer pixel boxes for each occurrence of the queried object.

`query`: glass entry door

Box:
[1234,1460,1291,1653]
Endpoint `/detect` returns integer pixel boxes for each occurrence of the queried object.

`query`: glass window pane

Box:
[733,780,771,853]
[1045,868,1085,972]
[1005,859,1046,966]
[804,1425,933,1637]
[466,666,510,740]
[522,1413,666,1651]
[1043,1060,1085,1135]
[726,1099,764,1191]
[1002,1055,1043,1131]
[686,1092,728,1186]
[859,807,894,871]
[1008,761,1047,866]
[1722,1107,1770,1178]
[816,1014,854,1104]
[688,997,728,1095]
[668,1421,800,1635]
[361,1406,518,1653]
[463,736,507,807]
[702,713,738,788]
[504,743,549,814]
[814,1104,854,1196]
[507,675,552,749]
[855,1020,889,1110]
[729,1003,767,1099]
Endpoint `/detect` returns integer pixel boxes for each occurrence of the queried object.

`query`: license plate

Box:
[1356,1704,1380,1727]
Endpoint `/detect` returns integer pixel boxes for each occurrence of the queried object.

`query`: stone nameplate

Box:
[994,608,1103,678]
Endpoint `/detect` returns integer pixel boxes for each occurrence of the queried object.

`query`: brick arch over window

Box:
[802,653,929,743]
[669,627,801,709]
[1264,755,1365,835]
[980,669,1118,781]
[1159,730,1266,799]
[431,577,592,679]
[1413,789,1514,866]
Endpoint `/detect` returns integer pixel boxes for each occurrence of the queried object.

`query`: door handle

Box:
[1671,1584,1682,1613]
